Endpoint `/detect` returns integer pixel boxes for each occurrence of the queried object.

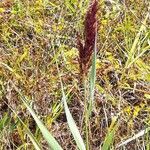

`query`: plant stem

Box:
[83,76,90,150]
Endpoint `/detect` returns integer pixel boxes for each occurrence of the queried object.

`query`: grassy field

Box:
[0,0,150,149]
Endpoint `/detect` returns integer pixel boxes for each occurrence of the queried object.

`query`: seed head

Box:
[78,0,98,77]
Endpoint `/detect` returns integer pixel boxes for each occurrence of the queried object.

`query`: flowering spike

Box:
[78,0,98,77]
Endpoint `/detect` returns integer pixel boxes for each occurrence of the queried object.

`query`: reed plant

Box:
[77,1,98,149]
[1,0,149,149]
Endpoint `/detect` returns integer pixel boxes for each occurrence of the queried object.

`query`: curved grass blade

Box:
[60,80,86,150]
[116,127,150,148]
[56,63,86,150]
[12,84,63,150]
[54,49,86,150]
[5,102,42,150]
[125,12,149,69]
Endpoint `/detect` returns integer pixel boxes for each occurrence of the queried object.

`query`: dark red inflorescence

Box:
[78,0,98,76]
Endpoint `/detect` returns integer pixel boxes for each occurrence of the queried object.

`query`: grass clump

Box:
[0,0,150,149]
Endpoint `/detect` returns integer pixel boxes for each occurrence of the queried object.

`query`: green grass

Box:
[0,0,150,149]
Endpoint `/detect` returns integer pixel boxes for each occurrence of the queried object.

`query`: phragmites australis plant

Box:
[77,0,98,79]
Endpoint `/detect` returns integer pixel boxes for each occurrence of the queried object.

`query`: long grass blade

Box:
[116,127,150,148]
[56,61,86,150]
[89,25,97,116]
[125,12,149,69]
[60,80,86,150]
[5,102,42,150]
[12,84,63,150]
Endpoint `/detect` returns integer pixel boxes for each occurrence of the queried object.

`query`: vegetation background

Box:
[0,0,150,149]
